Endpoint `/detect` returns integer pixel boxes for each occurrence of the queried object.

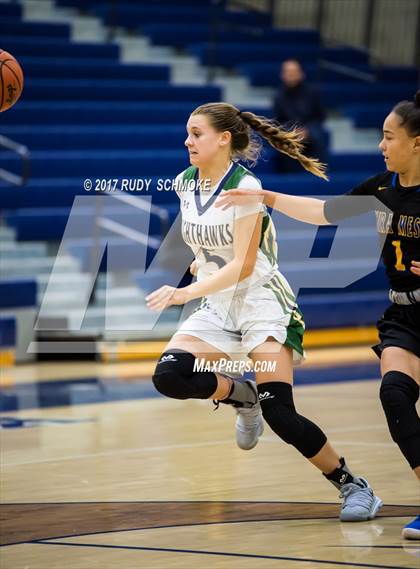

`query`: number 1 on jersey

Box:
[391,240,406,271]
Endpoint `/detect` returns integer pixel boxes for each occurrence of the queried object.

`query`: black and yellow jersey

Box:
[324,171,420,292]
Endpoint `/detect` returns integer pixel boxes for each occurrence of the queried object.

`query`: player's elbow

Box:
[238,260,256,280]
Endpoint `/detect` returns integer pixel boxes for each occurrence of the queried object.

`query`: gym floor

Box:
[1,347,418,569]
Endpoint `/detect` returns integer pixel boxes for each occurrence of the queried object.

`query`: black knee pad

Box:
[380,371,420,469]
[258,382,327,458]
[152,350,218,400]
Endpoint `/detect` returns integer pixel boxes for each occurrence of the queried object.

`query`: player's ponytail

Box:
[392,90,420,136]
[191,102,328,181]
[239,111,328,180]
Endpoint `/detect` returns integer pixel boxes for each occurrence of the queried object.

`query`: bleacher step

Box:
[0,242,48,259]
[22,0,108,43]
[101,324,179,341]
[115,34,171,63]
[1,256,81,277]
[94,286,146,306]
[36,272,92,295]
[38,304,179,329]
[326,118,380,152]
[38,294,147,312]
[0,227,17,243]
[23,0,72,23]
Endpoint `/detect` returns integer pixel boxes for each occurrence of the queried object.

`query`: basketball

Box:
[0,49,24,112]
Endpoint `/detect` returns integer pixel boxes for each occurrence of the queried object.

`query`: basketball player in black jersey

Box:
[216,90,420,540]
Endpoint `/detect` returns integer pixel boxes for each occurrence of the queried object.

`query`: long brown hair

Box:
[191,102,328,180]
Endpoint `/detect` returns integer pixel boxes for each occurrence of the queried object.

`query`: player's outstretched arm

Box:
[216,189,328,225]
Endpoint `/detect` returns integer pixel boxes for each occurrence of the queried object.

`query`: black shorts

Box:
[372,302,420,359]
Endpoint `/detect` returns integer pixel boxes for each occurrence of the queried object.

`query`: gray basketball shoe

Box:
[339,478,383,522]
[235,381,264,450]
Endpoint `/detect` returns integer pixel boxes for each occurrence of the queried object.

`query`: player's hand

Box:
[190,260,198,276]
[410,260,420,277]
[146,286,189,311]
[215,188,265,210]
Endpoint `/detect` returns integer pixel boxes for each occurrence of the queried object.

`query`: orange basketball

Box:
[0,49,24,112]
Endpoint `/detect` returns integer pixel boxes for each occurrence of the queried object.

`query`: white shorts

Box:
[175,275,305,366]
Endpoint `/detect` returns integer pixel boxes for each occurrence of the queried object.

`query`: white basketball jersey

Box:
[175,162,279,295]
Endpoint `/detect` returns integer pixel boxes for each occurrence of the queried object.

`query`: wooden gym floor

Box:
[0,347,419,569]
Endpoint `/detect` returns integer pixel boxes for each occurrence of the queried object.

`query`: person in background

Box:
[273,58,328,171]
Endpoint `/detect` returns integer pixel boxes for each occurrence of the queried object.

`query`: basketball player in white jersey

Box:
[146,103,381,521]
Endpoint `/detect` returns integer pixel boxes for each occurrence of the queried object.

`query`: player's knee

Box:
[152,351,196,399]
[379,371,420,443]
[258,382,327,458]
[152,350,217,400]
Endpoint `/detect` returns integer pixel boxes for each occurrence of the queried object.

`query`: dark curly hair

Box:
[392,89,420,136]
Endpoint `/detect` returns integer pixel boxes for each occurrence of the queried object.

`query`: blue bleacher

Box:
[320,82,415,107]
[66,237,159,272]
[1,0,405,335]
[0,316,16,349]
[133,268,185,293]
[374,65,418,82]
[0,102,203,126]
[1,148,384,179]
[1,149,187,178]
[19,57,170,81]
[187,43,372,69]
[299,290,388,328]
[142,23,320,49]
[96,4,213,27]
[0,279,37,309]
[21,79,221,102]
[0,3,22,17]
[1,36,120,59]
[0,125,187,151]
[16,76,411,108]
[0,17,70,37]
[343,103,389,128]
[321,47,369,65]
[56,0,214,6]
[236,63,373,87]
[188,43,321,67]
[90,3,271,28]
[0,172,372,211]
[253,150,384,176]
[3,203,178,241]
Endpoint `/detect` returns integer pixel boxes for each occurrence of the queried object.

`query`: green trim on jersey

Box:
[260,215,277,267]
[181,163,278,268]
[221,163,259,190]
[272,273,296,304]
[263,278,293,315]
[285,308,305,356]
[181,165,198,182]
[263,276,305,356]
[180,163,259,188]
[181,164,278,268]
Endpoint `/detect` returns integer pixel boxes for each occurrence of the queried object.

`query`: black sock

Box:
[324,457,361,490]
